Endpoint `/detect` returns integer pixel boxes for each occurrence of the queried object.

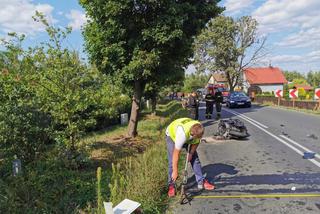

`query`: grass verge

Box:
[257,101,320,116]
[85,100,189,213]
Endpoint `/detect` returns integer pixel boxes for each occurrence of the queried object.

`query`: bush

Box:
[0,13,129,212]
[0,156,97,213]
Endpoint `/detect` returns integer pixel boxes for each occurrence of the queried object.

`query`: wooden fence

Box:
[254,96,319,111]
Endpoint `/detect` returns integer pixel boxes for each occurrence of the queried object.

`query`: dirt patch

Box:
[90,135,153,167]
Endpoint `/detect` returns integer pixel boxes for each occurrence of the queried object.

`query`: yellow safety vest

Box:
[167,118,201,145]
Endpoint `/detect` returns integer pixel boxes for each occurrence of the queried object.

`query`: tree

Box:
[284,70,305,82]
[307,71,320,87]
[0,13,127,161]
[183,73,209,92]
[288,78,308,89]
[80,0,223,137]
[194,16,266,92]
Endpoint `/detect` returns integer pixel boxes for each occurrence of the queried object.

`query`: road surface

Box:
[173,103,320,214]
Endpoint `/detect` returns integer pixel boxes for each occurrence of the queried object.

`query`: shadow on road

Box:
[219,172,320,186]
[186,168,320,196]
[186,163,239,189]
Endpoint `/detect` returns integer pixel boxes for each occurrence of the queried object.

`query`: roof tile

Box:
[244,67,288,84]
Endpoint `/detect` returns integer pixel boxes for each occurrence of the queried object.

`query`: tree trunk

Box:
[127,80,144,137]
[151,94,157,115]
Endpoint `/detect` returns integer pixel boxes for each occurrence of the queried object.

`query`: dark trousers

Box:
[189,107,198,120]
[206,102,213,117]
[215,101,222,113]
[166,136,204,185]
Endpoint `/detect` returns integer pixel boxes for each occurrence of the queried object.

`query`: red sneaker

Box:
[198,179,215,190]
[168,184,175,197]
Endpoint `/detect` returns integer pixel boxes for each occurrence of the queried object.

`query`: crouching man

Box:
[166,118,215,197]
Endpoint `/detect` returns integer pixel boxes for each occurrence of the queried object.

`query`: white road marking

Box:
[280,135,320,160]
[223,109,320,168]
[224,108,269,129]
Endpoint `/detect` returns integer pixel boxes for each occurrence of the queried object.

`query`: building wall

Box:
[244,84,284,93]
[208,76,214,84]
[258,84,284,92]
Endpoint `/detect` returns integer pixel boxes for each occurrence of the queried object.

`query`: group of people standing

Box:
[184,87,223,120]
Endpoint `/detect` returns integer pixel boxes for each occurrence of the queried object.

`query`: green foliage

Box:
[307,71,320,87]
[0,156,97,213]
[284,70,306,82]
[0,13,130,162]
[80,0,223,136]
[108,101,188,213]
[298,88,306,99]
[0,12,129,212]
[194,16,265,91]
[97,167,103,214]
[183,73,209,92]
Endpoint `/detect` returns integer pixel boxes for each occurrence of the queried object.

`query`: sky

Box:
[0,0,319,74]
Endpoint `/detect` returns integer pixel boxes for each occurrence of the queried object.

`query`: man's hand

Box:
[171,170,178,182]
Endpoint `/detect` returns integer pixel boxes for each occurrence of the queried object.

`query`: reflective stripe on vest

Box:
[167,118,201,144]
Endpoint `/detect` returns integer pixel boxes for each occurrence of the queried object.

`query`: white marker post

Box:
[289,89,298,108]
[314,88,320,111]
[275,89,283,106]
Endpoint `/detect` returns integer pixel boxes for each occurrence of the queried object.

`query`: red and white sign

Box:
[315,88,320,100]
[289,89,298,99]
[274,89,283,98]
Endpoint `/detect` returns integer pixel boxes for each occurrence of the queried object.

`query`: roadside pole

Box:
[274,89,283,106]
[314,88,320,111]
[289,89,298,108]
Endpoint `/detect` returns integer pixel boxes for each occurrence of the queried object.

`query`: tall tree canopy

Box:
[80,0,223,137]
[284,70,306,82]
[307,71,320,87]
[193,16,266,92]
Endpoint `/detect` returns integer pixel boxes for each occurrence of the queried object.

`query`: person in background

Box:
[187,91,199,120]
[205,89,215,119]
[214,87,223,119]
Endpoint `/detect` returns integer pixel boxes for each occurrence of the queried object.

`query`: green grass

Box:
[106,101,189,213]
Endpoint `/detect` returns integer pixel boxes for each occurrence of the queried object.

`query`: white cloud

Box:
[277,27,320,49]
[269,54,303,64]
[224,0,255,15]
[252,0,320,33]
[66,10,87,31]
[270,51,320,64]
[0,0,55,35]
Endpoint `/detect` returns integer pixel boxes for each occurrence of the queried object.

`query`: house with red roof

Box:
[243,66,288,94]
[208,73,228,86]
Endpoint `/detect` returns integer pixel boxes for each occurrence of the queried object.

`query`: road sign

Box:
[289,89,298,99]
[275,89,283,98]
[315,88,320,100]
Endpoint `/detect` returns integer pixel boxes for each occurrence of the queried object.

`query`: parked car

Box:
[226,92,251,108]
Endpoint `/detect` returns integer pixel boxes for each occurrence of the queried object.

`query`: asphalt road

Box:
[173,103,320,214]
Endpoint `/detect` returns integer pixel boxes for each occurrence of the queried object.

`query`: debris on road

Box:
[303,152,316,159]
[307,134,318,140]
[217,119,250,139]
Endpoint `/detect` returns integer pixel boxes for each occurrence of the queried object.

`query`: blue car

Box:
[226,92,251,108]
